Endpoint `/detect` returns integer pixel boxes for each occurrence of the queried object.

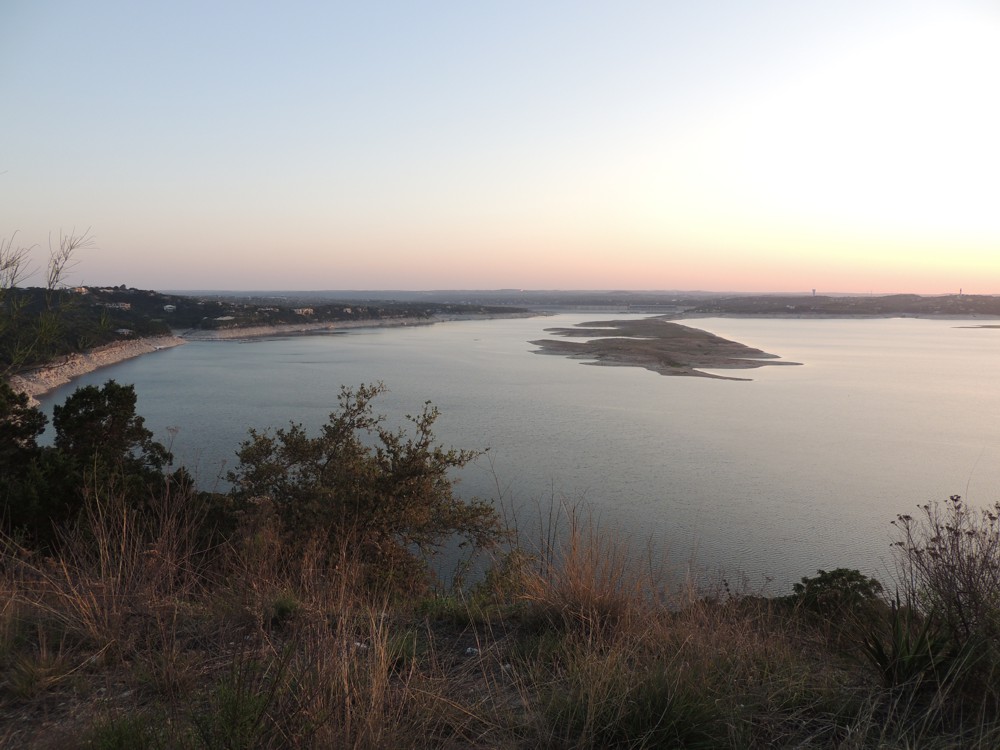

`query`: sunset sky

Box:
[3,1,998,293]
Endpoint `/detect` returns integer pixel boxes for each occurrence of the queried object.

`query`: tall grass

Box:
[4,491,1000,747]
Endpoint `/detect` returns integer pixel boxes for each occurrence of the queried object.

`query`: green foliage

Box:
[1,380,174,547]
[85,713,162,750]
[1,448,79,547]
[228,383,505,591]
[265,591,301,629]
[192,647,306,750]
[387,628,423,671]
[860,602,961,690]
[0,382,57,541]
[792,568,882,615]
[0,380,46,462]
[53,380,172,479]
[608,668,723,749]
[542,656,724,749]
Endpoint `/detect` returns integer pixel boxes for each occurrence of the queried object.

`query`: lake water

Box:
[36,314,1000,593]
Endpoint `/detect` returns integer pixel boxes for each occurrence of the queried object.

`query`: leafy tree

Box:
[792,567,884,612]
[228,383,505,590]
[789,568,885,632]
[1,448,79,547]
[0,382,47,536]
[53,379,171,481]
[1,380,173,547]
[0,383,77,545]
[0,380,46,460]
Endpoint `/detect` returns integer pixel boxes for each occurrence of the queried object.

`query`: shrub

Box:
[792,568,884,613]
[890,495,1000,718]
[860,600,959,690]
[892,495,1000,646]
[227,383,506,592]
[789,568,886,641]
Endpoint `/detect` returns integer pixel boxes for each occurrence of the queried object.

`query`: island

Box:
[531,316,800,380]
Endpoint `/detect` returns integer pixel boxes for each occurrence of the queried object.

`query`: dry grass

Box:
[2,492,1000,748]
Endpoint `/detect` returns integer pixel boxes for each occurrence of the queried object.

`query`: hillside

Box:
[0,286,526,374]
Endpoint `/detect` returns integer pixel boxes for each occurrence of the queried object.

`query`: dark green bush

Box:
[792,568,884,614]
[1,380,177,548]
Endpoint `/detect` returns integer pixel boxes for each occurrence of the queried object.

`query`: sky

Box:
[2,1,998,293]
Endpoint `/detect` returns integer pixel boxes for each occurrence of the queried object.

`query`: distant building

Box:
[163,304,176,312]
[293,308,314,316]
[101,302,132,311]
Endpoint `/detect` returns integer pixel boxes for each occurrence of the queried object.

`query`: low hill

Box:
[0,285,525,375]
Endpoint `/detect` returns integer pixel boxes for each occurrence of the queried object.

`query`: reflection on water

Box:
[37,315,1000,593]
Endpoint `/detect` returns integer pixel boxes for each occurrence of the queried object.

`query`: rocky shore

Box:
[9,336,186,405]
[8,312,539,403]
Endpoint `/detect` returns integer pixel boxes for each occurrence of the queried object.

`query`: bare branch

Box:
[0,231,36,291]
[46,227,94,290]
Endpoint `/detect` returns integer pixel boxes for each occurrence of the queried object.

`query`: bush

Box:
[788,568,886,640]
[890,495,1000,716]
[860,600,960,691]
[892,495,1000,646]
[227,383,505,592]
[792,568,884,613]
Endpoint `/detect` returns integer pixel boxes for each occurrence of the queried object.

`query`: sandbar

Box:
[531,316,800,380]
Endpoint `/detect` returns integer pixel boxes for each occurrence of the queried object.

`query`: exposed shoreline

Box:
[9,312,538,404]
[15,309,985,404]
[9,336,187,406]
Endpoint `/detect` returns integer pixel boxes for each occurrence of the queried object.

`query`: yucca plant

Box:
[860,599,958,690]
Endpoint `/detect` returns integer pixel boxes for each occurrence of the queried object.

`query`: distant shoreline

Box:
[9,312,539,404]
[12,310,995,405]
[671,312,1000,321]
[177,311,538,340]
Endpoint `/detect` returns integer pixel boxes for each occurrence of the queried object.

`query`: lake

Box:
[36,314,1000,593]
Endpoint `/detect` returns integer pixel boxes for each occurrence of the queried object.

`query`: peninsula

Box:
[531,316,800,379]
